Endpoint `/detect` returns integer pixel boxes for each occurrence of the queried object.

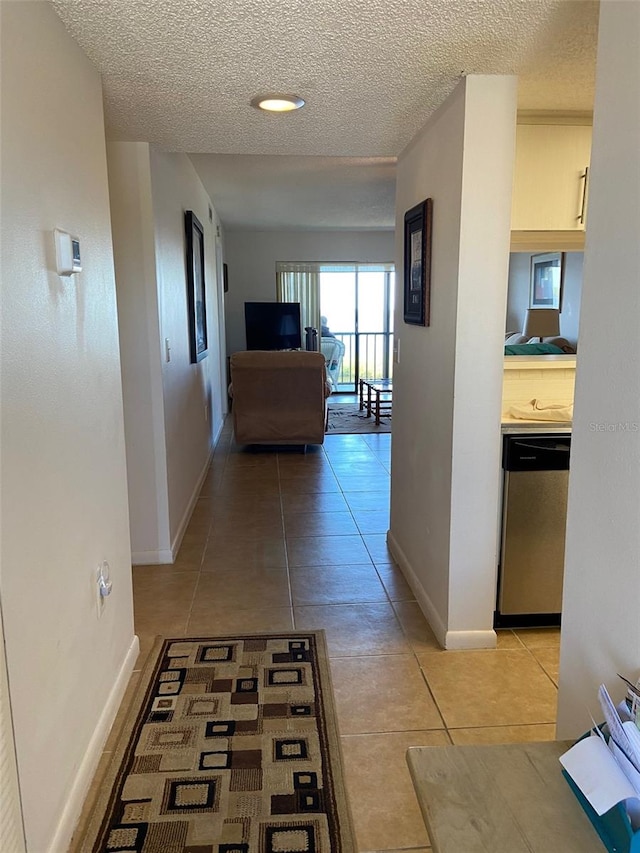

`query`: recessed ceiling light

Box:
[251,94,305,113]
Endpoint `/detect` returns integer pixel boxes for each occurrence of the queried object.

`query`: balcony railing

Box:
[329,332,394,392]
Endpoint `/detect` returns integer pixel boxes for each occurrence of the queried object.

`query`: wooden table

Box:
[406,741,603,852]
[359,378,392,425]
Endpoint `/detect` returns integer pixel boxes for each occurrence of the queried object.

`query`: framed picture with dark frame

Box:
[184,210,208,362]
[529,252,565,311]
[403,198,433,326]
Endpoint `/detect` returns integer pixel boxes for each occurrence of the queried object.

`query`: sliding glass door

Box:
[319,264,394,392]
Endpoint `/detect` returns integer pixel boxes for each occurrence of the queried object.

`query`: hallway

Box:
[83,421,561,851]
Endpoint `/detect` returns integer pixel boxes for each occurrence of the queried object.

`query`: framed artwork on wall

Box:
[529,252,565,311]
[403,198,433,326]
[184,210,208,362]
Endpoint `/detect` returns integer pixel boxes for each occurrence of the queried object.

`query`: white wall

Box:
[390,86,463,636]
[0,604,25,852]
[223,230,395,354]
[389,75,517,648]
[505,253,529,332]
[149,149,226,548]
[559,253,583,345]
[108,145,227,561]
[556,0,640,738]
[107,142,172,563]
[506,252,583,344]
[0,4,136,850]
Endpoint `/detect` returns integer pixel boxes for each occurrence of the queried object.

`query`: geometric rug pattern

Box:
[79,632,355,852]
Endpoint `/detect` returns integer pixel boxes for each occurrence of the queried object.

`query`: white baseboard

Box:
[170,447,214,560]
[443,629,497,650]
[212,418,224,448]
[48,634,140,853]
[386,530,447,647]
[131,418,224,566]
[132,440,218,566]
[386,531,497,650]
[131,548,173,565]
[131,440,217,566]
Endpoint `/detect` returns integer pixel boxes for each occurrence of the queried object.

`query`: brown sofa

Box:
[229,350,331,447]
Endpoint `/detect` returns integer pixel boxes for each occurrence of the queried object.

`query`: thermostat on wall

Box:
[54,228,82,276]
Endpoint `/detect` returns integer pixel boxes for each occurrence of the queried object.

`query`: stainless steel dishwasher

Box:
[495,434,571,628]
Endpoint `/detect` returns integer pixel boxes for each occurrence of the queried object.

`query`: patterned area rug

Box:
[80,632,355,852]
[326,402,391,434]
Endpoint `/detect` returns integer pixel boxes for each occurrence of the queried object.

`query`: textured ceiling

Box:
[188,155,397,229]
[52,0,599,229]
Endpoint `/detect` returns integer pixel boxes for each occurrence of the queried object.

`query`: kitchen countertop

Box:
[407,742,602,853]
[501,417,572,434]
[504,355,576,370]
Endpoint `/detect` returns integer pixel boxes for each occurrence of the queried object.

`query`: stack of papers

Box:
[560,681,640,829]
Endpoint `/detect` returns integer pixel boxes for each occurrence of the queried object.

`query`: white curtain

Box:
[275,263,321,340]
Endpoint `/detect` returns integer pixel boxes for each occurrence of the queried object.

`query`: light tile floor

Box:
[75,418,561,853]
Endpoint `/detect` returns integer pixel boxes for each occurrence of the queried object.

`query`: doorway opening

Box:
[319,264,395,393]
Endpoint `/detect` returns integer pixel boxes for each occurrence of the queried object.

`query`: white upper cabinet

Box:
[511,124,592,231]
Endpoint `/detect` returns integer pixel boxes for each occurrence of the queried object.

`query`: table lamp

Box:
[523,308,560,342]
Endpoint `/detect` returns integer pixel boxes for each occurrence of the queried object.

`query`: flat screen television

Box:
[244,302,302,350]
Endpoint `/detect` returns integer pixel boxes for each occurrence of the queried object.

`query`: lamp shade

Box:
[523,308,560,339]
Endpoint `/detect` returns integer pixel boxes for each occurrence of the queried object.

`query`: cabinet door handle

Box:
[578,166,589,225]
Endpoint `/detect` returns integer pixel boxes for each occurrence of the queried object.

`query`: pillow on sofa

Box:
[542,336,577,353]
[505,333,529,345]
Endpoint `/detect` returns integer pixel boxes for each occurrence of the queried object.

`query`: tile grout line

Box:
[379,593,451,736]
[276,451,296,626]
[184,431,233,633]
[130,423,563,852]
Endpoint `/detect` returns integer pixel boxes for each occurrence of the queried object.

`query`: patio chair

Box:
[321,336,345,393]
